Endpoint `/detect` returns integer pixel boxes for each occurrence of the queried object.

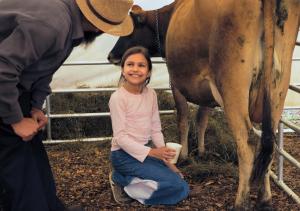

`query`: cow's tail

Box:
[251,0,276,183]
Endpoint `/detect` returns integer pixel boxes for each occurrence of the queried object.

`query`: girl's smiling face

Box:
[122,53,151,91]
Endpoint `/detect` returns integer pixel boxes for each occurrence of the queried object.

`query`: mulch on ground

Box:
[47,135,300,211]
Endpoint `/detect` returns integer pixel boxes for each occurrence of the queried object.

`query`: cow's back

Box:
[166,0,218,68]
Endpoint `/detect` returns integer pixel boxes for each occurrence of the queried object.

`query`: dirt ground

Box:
[47,135,300,211]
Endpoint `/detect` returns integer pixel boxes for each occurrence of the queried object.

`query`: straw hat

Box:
[76,0,134,36]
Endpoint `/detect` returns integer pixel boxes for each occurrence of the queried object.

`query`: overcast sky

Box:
[133,0,174,9]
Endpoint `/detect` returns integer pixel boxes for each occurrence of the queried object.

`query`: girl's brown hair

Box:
[118,46,152,86]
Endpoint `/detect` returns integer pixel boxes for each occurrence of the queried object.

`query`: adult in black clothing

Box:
[0,0,134,210]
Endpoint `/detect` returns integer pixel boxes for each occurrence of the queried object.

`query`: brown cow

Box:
[165,0,299,209]
[109,0,300,209]
[108,3,211,159]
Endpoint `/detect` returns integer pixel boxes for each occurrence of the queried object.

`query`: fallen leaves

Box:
[46,138,300,210]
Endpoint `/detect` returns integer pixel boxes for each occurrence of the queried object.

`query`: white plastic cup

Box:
[166,142,182,164]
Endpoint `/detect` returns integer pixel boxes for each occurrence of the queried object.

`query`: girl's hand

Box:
[148,147,176,161]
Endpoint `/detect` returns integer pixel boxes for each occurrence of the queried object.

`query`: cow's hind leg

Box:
[211,39,257,210]
[210,2,262,208]
[256,170,273,210]
[223,104,255,210]
[196,106,210,156]
[172,86,189,158]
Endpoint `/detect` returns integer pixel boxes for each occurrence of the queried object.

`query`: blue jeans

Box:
[110,149,189,205]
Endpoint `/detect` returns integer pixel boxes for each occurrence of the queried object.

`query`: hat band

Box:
[87,0,123,25]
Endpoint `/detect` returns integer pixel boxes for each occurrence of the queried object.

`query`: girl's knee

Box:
[173,179,189,193]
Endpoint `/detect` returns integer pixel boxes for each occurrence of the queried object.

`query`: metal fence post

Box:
[277,122,284,182]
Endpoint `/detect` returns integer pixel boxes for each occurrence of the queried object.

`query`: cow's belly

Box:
[170,63,218,107]
[176,80,216,107]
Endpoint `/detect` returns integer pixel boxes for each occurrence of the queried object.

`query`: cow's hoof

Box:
[232,207,251,211]
[256,201,273,211]
[196,151,207,159]
[177,157,192,166]
[233,201,252,211]
[233,204,251,211]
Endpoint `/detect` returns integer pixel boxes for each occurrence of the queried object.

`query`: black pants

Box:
[0,93,65,211]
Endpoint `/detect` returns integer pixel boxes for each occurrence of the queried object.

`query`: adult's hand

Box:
[31,107,48,130]
[11,118,39,141]
[148,147,176,161]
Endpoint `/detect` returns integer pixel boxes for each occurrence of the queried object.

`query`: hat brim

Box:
[76,0,133,36]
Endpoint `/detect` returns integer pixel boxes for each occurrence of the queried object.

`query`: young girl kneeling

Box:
[109,46,189,205]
